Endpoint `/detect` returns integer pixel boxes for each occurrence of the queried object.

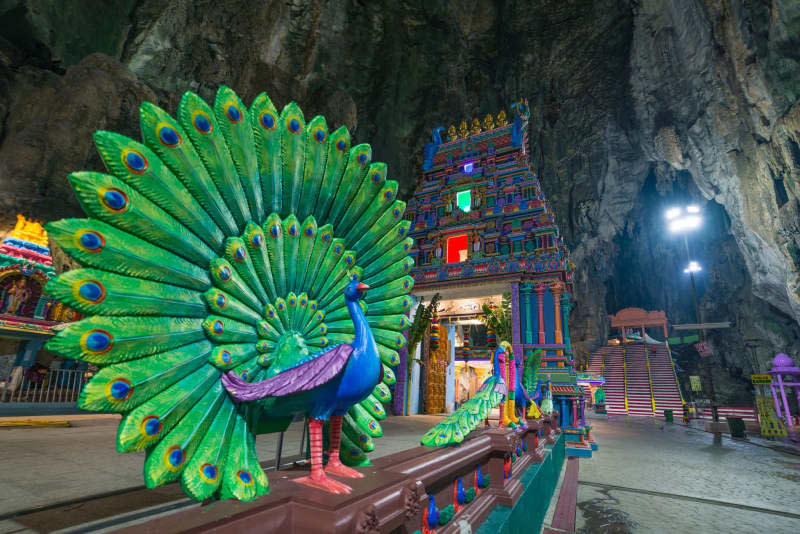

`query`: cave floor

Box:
[1,413,799,533]
[577,415,800,534]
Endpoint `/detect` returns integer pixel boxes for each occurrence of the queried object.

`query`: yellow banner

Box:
[751,374,771,385]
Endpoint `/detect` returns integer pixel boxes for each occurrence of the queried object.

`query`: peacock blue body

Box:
[44,87,413,502]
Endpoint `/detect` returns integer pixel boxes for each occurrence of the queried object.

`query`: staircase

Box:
[649,344,684,417]
[601,346,626,415]
[624,345,654,417]
[587,346,608,374]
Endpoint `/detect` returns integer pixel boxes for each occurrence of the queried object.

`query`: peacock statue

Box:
[43,86,414,501]
[420,342,511,447]
[519,349,543,419]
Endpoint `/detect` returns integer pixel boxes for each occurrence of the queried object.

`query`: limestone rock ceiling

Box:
[0,0,797,388]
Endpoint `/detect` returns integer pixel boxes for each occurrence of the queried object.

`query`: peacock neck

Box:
[347,298,373,354]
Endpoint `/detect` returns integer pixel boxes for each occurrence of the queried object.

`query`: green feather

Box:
[358,221,411,267]
[295,217,317,291]
[78,341,212,412]
[373,382,392,403]
[381,364,396,386]
[279,102,306,216]
[69,171,215,267]
[364,256,414,288]
[117,365,220,452]
[336,162,386,236]
[93,130,224,253]
[350,403,382,436]
[139,101,238,236]
[364,275,414,305]
[203,315,259,344]
[327,144,372,231]
[209,343,258,371]
[178,91,251,231]
[359,394,386,420]
[204,288,263,325]
[365,294,412,317]
[214,86,263,222]
[180,399,236,500]
[303,225,333,295]
[344,185,401,247]
[263,213,287,295]
[45,219,210,292]
[47,317,205,364]
[219,408,270,501]
[46,268,205,317]
[250,93,282,214]
[377,345,400,366]
[281,215,300,292]
[314,126,350,222]
[225,237,269,306]
[309,238,345,297]
[242,222,278,301]
[209,258,262,313]
[366,314,409,332]
[297,116,329,221]
[362,238,413,279]
[144,384,225,488]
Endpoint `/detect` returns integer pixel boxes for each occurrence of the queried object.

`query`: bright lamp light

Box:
[668,215,702,233]
[666,207,682,220]
[686,205,700,213]
[684,261,702,273]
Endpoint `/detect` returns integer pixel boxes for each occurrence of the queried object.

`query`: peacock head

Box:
[344,280,369,302]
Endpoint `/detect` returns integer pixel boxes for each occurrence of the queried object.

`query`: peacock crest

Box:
[44,86,413,501]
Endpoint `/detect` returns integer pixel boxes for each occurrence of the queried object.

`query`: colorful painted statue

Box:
[538,375,554,414]
[420,343,508,446]
[43,86,414,501]
[514,349,543,425]
[498,341,520,430]
[1,277,31,315]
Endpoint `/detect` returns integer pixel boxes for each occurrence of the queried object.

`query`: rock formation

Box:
[0,0,797,401]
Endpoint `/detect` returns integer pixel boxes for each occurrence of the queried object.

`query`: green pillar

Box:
[561,292,572,351]
[521,284,533,345]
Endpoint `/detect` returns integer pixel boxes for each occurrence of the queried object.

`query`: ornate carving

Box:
[496,109,508,126]
[483,113,495,131]
[470,118,481,135]
[355,504,380,534]
[447,124,458,141]
[458,120,469,139]
[403,481,423,520]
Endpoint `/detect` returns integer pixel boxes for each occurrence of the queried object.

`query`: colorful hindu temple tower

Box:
[0,215,82,409]
[403,102,593,455]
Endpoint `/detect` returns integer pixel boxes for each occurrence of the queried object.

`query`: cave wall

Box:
[0,0,798,393]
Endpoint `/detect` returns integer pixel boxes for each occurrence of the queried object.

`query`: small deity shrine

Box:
[402,101,592,455]
[0,215,81,403]
[768,353,800,434]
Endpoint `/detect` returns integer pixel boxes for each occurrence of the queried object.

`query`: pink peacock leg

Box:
[325,415,363,478]
[293,418,353,494]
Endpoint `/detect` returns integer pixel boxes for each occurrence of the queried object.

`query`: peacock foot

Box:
[294,471,353,494]
[325,459,364,479]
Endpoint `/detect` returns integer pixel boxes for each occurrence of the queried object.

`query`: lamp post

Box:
[666,205,719,423]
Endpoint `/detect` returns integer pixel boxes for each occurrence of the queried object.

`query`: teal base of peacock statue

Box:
[44,86,413,501]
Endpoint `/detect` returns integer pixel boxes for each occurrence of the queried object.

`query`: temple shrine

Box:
[402,101,594,456]
[0,215,81,406]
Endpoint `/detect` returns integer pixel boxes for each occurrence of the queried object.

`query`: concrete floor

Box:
[577,415,800,533]
[2,413,799,533]
[0,414,445,518]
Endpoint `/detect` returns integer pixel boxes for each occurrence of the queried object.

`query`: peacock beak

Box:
[356,283,369,292]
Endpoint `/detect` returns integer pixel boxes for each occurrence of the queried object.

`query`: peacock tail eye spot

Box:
[83,329,113,353]
[268,309,275,318]
[288,224,297,236]
[200,463,218,482]
[251,233,263,247]
[234,246,246,261]
[142,415,162,437]
[304,226,314,237]
[193,113,213,134]
[107,378,132,401]
[158,125,181,147]
[270,225,280,238]
[399,227,405,236]
[314,128,325,142]
[384,190,393,200]
[322,232,330,242]
[260,112,275,130]
[219,350,232,364]
[334,245,342,254]
[357,153,368,164]
[212,320,224,334]
[403,243,409,250]
[218,266,231,281]
[345,255,353,265]
[100,188,129,212]
[288,297,296,306]
[336,140,346,151]
[78,280,105,303]
[393,208,401,217]
[403,280,410,288]
[165,446,185,469]
[241,371,248,380]
[237,470,253,485]
[215,294,226,308]
[300,298,307,306]
[288,118,300,133]
[226,104,242,123]
[78,230,105,252]
[123,150,148,174]
[372,172,381,183]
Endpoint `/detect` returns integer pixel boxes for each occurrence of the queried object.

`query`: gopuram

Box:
[403,102,594,457]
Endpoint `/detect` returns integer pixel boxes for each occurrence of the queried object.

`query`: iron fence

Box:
[0,367,88,404]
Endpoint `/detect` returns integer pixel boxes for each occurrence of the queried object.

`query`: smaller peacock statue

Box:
[420,342,511,446]
[43,86,414,501]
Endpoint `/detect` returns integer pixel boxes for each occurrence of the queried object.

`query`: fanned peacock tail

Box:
[44,86,413,501]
